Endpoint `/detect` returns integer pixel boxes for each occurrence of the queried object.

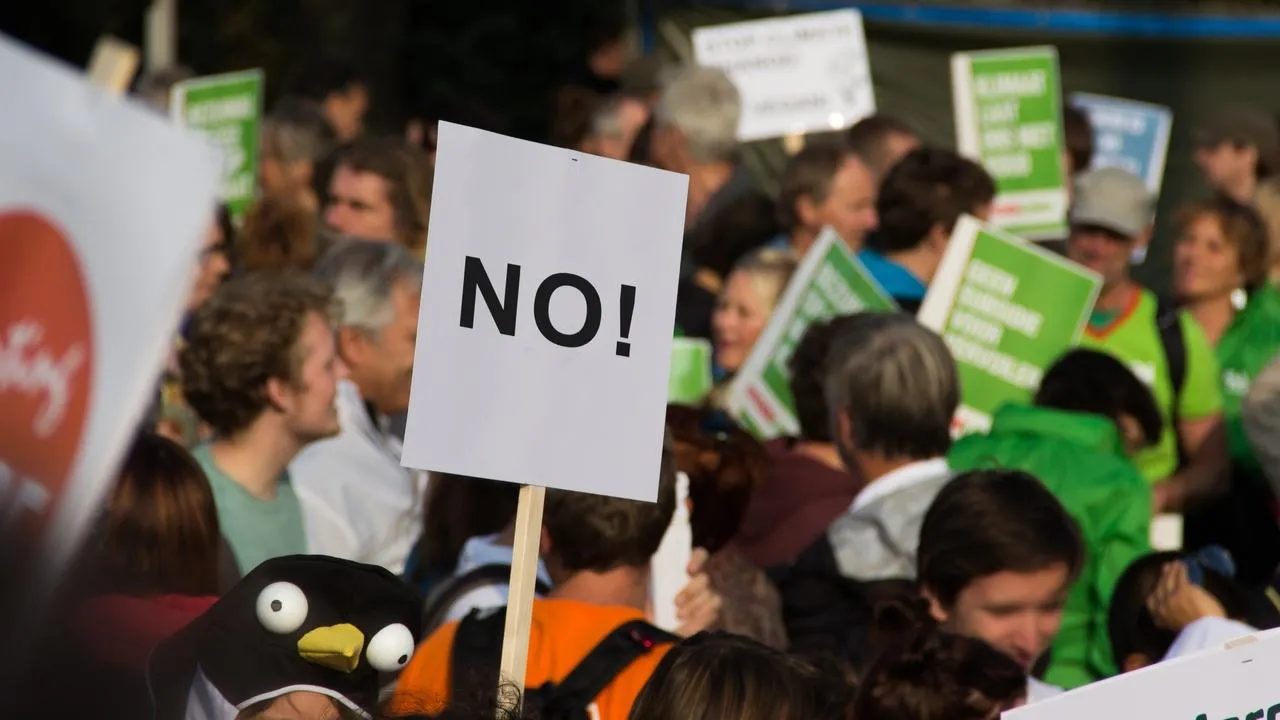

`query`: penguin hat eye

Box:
[365,623,415,672]
[255,581,309,634]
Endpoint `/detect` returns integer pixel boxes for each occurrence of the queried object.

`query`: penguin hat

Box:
[148,555,423,719]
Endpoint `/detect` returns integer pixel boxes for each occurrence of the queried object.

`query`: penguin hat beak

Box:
[297,623,366,673]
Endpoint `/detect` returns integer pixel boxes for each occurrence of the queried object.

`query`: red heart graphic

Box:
[0,209,93,538]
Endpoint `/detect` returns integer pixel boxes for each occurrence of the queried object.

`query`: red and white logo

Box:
[0,209,93,534]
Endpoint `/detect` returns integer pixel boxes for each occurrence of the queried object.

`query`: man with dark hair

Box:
[180,273,344,573]
[294,55,370,143]
[948,348,1162,687]
[393,440,702,720]
[1195,105,1279,204]
[736,315,864,568]
[772,141,878,255]
[859,148,996,312]
[846,114,920,183]
[1062,103,1095,181]
[323,136,431,254]
[917,468,1085,703]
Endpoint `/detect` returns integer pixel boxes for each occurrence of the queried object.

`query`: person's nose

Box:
[323,203,347,231]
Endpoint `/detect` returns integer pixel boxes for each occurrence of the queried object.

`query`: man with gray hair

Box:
[652,66,753,232]
[778,312,959,654]
[582,93,650,161]
[291,240,428,573]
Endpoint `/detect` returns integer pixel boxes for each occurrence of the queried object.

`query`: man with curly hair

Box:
[180,272,345,573]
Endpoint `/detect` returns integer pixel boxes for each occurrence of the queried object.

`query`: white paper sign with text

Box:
[1004,626,1280,720]
[401,122,688,502]
[0,33,221,571]
[693,9,875,142]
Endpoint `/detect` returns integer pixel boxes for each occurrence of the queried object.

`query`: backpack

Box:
[421,563,552,636]
[1154,295,1188,467]
[448,605,676,720]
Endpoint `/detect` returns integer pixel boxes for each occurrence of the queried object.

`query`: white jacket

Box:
[292,380,428,573]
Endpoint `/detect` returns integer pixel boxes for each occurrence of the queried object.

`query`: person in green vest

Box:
[1066,167,1229,514]
[949,348,1164,688]
[1170,195,1280,584]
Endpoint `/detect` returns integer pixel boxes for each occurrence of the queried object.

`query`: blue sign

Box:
[1070,92,1173,194]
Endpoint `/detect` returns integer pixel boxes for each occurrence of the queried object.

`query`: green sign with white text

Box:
[952,46,1068,240]
[668,338,714,404]
[172,69,264,220]
[919,216,1100,435]
[729,229,897,439]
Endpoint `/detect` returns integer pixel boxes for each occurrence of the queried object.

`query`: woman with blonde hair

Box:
[711,247,798,380]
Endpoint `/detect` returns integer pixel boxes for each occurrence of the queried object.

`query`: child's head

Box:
[1108,550,1271,672]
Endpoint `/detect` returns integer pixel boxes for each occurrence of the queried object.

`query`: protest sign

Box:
[1004,625,1280,720]
[952,46,1069,240]
[0,34,221,571]
[728,228,896,439]
[1070,92,1173,194]
[918,216,1100,435]
[401,121,686,701]
[669,337,714,404]
[693,9,875,142]
[172,70,264,220]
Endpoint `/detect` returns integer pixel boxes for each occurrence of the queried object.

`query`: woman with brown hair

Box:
[77,432,236,671]
[237,194,320,273]
[1171,195,1280,584]
[664,404,788,649]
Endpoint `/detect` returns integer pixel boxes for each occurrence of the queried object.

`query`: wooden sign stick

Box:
[86,36,140,96]
[498,484,547,713]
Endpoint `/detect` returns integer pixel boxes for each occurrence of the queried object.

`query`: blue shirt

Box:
[857,249,927,302]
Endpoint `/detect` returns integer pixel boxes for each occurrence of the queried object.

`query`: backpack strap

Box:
[447,606,507,704]
[529,620,678,715]
[422,563,551,636]
[1155,295,1189,467]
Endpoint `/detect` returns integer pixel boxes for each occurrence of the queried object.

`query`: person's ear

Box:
[926,222,951,253]
[836,410,856,453]
[1136,225,1154,252]
[264,376,293,415]
[337,326,371,367]
[1117,413,1147,452]
[1122,653,1150,673]
[796,194,822,229]
[921,586,949,624]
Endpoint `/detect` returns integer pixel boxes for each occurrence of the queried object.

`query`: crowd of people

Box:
[20,13,1280,720]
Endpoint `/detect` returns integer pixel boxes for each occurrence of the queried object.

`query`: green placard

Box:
[171,70,264,221]
[728,229,898,439]
[668,338,714,404]
[952,46,1068,240]
[919,215,1101,435]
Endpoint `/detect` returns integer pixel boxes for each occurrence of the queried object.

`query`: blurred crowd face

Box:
[1068,225,1137,292]
[712,270,772,373]
[1174,212,1242,302]
[279,311,346,443]
[343,281,421,415]
[878,131,921,179]
[324,165,397,242]
[1195,141,1255,195]
[928,564,1071,673]
[188,218,231,313]
[805,156,879,251]
[324,83,369,143]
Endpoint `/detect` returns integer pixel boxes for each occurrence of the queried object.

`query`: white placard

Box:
[650,471,693,631]
[1003,626,1280,720]
[401,122,688,502]
[0,34,221,571]
[693,9,875,143]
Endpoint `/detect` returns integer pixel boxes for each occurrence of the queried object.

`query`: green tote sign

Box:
[171,69,264,220]
[918,215,1100,435]
[952,46,1068,240]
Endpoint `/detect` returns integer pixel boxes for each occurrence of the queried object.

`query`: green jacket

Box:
[1218,284,1280,475]
[947,404,1152,689]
